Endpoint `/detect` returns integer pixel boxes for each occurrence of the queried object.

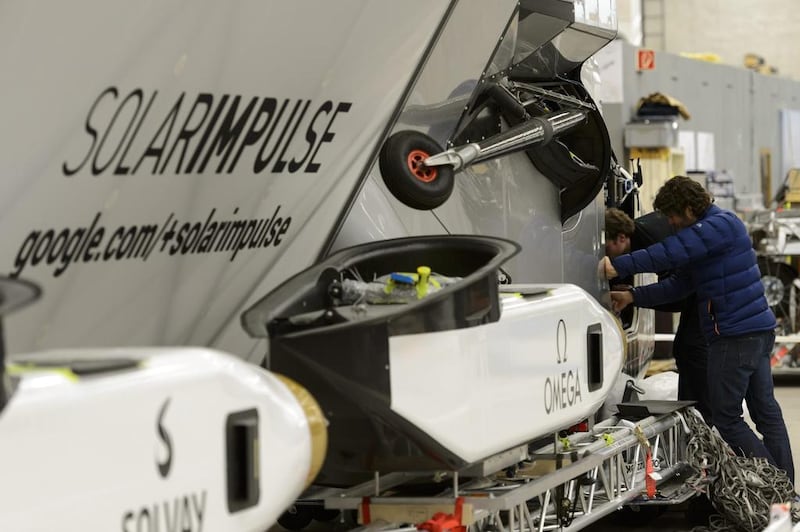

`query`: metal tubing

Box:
[424,110,588,171]
[538,490,550,532]
[470,415,681,512]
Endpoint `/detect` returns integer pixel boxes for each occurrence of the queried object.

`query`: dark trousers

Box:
[707,330,795,484]
[672,301,713,425]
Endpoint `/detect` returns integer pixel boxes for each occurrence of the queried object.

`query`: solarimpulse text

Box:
[11,206,291,278]
[62,87,352,178]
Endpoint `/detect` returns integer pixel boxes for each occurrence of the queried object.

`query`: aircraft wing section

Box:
[0,1,450,356]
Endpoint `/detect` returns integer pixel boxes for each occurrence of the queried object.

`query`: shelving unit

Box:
[629,147,686,212]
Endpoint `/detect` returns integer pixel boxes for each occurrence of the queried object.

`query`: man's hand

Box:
[598,256,618,279]
[609,290,634,313]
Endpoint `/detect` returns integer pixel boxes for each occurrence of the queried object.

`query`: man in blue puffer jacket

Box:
[602,176,795,484]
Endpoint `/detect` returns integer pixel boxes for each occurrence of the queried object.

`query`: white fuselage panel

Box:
[389,284,623,463]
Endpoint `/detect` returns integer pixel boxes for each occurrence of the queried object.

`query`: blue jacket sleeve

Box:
[611,213,734,278]
[631,269,693,309]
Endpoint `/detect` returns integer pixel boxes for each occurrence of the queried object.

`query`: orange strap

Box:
[645,450,657,498]
[361,497,371,524]
[417,498,466,532]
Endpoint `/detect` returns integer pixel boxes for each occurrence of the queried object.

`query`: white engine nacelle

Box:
[0,348,326,532]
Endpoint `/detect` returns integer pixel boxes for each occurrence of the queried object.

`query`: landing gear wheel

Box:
[379,130,455,210]
[277,505,313,531]
[757,257,798,328]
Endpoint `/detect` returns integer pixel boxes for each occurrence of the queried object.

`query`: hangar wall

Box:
[594,40,800,204]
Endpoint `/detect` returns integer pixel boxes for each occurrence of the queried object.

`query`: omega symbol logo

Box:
[556,319,567,363]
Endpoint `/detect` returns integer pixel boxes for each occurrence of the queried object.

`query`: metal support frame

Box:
[323,409,695,532]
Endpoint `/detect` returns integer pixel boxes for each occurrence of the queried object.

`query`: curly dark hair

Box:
[605,208,635,240]
[653,176,711,217]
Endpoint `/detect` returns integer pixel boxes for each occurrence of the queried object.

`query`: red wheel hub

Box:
[407,149,437,183]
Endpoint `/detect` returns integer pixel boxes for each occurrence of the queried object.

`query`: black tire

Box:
[379,130,455,210]
[757,257,798,326]
[685,494,716,527]
[611,505,665,526]
[310,507,339,522]
[277,505,313,531]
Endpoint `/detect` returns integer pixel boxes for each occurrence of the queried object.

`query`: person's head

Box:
[653,176,712,229]
[605,207,635,258]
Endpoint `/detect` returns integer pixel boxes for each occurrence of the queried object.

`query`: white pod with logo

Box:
[244,235,625,486]
[388,284,625,464]
[0,348,326,532]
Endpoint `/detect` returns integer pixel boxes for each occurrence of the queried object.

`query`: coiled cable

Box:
[683,409,797,531]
